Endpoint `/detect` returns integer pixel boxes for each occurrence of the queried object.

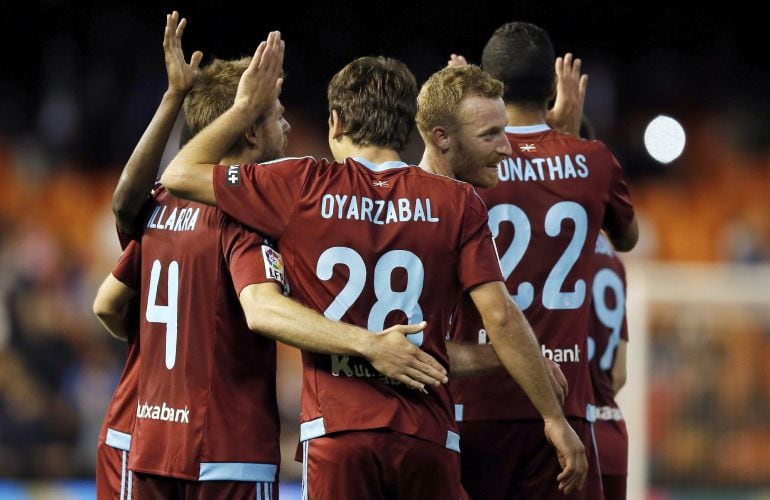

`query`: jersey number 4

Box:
[316,247,424,347]
[489,201,587,310]
[146,260,179,370]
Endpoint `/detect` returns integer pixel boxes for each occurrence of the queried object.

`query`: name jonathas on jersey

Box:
[498,154,589,183]
[146,205,201,232]
[320,194,440,225]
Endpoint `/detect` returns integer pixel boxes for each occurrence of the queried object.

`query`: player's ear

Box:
[431,126,451,152]
[329,110,345,140]
[244,123,260,149]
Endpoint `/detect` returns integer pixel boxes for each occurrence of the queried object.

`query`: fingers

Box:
[579,74,588,101]
[414,350,448,382]
[554,56,563,80]
[391,321,427,335]
[190,51,204,71]
[447,54,468,68]
[556,450,587,493]
[176,16,186,38]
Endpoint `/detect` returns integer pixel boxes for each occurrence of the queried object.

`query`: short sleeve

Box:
[213,158,313,240]
[602,149,635,240]
[112,240,141,291]
[458,188,505,290]
[220,215,287,296]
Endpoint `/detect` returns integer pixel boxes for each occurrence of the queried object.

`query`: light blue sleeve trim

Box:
[586,404,597,423]
[198,462,277,482]
[504,124,551,134]
[105,428,131,451]
[446,431,461,453]
[454,404,464,422]
[299,417,326,441]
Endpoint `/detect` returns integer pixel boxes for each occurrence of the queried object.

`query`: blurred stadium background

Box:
[0,1,768,498]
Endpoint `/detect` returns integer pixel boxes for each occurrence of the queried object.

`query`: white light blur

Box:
[643,115,686,164]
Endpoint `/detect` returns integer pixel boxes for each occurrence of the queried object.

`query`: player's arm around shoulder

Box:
[238,283,448,391]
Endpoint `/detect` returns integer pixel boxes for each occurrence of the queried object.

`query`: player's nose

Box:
[497,134,512,156]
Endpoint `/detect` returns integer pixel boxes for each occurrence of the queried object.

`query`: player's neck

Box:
[417,148,452,179]
[505,103,548,127]
[334,141,401,164]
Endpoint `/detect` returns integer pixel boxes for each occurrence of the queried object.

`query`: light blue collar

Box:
[504,124,551,134]
[353,157,409,172]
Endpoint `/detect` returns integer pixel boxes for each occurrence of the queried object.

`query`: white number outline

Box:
[146,260,179,370]
[587,267,625,370]
[316,247,425,346]
[490,201,588,311]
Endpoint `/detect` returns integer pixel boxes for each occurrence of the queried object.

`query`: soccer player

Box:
[161,31,586,498]
[588,233,629,500]
[93,240,141,500]
[103,14,447,500]
[420,22,637,499]
[93,12,201,500]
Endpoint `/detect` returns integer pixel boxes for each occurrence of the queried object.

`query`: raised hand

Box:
[163,11,203,95]
[447,53,469,68]
[366,321,449,391]
[233,31,285,123]
[543,417,588,494]
[546,53,588,136]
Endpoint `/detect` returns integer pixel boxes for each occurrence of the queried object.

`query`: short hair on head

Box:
[416,65,504,139]
[327,56,417,152]
[481,22,555,106]
[180,57,251,149]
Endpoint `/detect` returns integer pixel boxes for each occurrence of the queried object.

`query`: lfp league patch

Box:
[225,165,241,186]
[261,245,288,293]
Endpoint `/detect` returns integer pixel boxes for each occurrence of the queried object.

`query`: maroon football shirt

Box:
[98,238,142,453]
[450,125,635,421]
[127,186,284,481]
[589,233,629,475]
[213,157,503,452]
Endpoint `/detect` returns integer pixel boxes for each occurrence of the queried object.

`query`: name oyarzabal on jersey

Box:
[497,153,589,183]
[320,194,440,224]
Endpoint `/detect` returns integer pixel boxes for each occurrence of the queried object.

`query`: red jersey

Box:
[99,238,142,454]
[450,125,635,421]
[589,233,629,475]
[213,157,503,452]
[128,186,284,482]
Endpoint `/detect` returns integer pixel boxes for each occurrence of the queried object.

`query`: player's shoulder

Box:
[257,155,319,168]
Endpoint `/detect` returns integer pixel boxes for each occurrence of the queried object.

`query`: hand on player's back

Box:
[543,417,588,494]
[365,322,449,392]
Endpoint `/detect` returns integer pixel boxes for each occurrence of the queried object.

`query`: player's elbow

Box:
[611,218,639,252]
[92,302,128,342]
[159,161,185,195]
[483,298,518,332]
[241,286,283,337]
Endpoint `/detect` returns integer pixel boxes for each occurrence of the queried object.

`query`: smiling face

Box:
[446,95,511,188]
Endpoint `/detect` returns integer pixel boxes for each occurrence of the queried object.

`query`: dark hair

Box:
[481,22,555,106]
[327,56,417,151]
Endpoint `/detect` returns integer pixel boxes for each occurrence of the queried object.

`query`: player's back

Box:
[588,232,627,415]
[128,186,280,481]
[451,125,635,421]
[213,157,503,451]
